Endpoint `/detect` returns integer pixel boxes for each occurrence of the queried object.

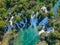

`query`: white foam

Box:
[38,29,45,35]
[41,6,48,13]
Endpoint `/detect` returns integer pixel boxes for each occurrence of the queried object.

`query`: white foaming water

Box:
[41,6,48,13]
[9,16,14,26]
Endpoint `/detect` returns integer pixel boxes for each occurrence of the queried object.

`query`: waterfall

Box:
[30,14,37,26]
[9,16,14,26]
[39,16,49,26]
[30,12,39,26]
[13,0,60,45]
[5,16,14,32]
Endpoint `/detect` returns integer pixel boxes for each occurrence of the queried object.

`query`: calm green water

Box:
[14,26,39,45]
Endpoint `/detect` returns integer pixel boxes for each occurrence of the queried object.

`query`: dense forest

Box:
[0,0,60,45]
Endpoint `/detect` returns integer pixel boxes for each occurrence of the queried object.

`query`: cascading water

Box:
[30,14,38,26]
[5,16,14,32]
[14,12,39,45]
[13,0,60,45]
[39,16,49,26]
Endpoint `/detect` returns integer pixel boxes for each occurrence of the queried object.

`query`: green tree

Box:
[53,31,60,39]
[47,11,55,18]
[0,20,6,31]
[46,3,52,11]
[15,16,21,22]
[40,33,46,41]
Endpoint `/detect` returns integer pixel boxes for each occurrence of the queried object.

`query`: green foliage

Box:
[0,20,6,31]
[40,12,47,18]
[32,5,40,12]
[0,0,6,8]
[47,11,55,18]
[46,6,60,45]
[48,11,55,27]
[26,10,33,15]
[46,3,52,11]
[38,26,43,31]
[48,19,54,26]
[57,6,60,16]
[52,0,58,6]
[0,0,57,24]
[21,10,26,15]
[53,31,60,39]
[40,33,46,41]
[54,6,60,32]
[20,0,26,3]
[0,0,59,45]
[15,16,21,22]
[54,23,60,32]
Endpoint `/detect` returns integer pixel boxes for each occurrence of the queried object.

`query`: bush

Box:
[0,20,6,32]
[15,16,21,22]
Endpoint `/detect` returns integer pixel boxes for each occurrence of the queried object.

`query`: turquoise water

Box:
[14,0,60,45]
[52,0,60,15]
[14,26,39,45]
